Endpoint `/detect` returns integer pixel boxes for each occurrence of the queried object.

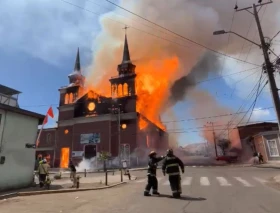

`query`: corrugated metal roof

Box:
[0,84,21,95]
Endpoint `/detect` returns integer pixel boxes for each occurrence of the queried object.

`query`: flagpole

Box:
[36,106,54,148]
[36,118,46,147]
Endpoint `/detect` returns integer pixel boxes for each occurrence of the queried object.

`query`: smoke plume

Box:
[169,52,222,105]
[85,0,280,146]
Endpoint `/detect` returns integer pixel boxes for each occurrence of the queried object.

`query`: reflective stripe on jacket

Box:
[162,155,184,176]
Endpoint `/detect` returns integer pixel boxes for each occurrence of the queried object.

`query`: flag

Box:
[43,115,48,125]
[47,107,54,118]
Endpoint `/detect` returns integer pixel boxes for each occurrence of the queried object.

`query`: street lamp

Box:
[213,30,262,48]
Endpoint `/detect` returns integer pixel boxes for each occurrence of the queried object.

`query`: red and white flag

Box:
[36,106,54,147]
[47,106,54,118]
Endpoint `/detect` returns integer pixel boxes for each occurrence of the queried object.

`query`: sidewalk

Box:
[0,172,136,199]
[254,162,280,169]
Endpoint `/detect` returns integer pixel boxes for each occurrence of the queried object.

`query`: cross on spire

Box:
[123,25,129,35]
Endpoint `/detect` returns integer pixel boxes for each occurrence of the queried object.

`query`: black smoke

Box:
[169,52,222,104]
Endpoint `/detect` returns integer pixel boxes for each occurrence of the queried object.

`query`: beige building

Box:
[0,85,44,191]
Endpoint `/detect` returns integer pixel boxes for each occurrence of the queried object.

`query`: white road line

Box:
[136,179,146,183]
[200,177,210,186]
[216,177,232,186]
[182,177,192,185]
[157,177,163,182]
[163,180,169,185]
[253,177,267,183]
[234,177,254,187]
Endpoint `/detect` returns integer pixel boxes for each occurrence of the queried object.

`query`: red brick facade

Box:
[37,37,169,167]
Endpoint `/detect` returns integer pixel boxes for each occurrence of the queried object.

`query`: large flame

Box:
[136,57,179,130]
[80,57,179,131]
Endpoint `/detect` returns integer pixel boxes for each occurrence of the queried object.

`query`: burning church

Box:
[37,34,169,168]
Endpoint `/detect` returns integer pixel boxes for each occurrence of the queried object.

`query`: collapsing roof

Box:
[0,84,21,96]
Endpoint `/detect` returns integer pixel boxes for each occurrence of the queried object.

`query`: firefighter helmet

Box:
[149,151,157,157]
[166,149,173,155]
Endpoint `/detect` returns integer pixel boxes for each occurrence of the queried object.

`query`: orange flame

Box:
[80,57,179,131]
[60,147,70,168]
[136,57,179,130]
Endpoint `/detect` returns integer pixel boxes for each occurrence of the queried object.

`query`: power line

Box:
[215,73,266,138]
[167,119,277,132]
[60,0,261,67]
[161,106,273,123]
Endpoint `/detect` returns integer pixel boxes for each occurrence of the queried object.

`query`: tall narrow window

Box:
[123,83,128,96]
[69,93,73,103]
[64,94,69,104]
[118,84,123,97]
[267,140,279,157]
[46,133,52,144]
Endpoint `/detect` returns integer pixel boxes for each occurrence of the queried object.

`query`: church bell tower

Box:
[109,30,136,100]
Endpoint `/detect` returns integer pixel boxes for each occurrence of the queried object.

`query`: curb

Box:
[0,182,127,200]
[0,193,18,201]
[254,165,280,169]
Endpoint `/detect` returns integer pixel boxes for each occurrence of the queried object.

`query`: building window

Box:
[64,94,69,104]
[46,133,52,144]
[267,140,279,157]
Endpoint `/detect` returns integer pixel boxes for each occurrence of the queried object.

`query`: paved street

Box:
[1,167,280,213]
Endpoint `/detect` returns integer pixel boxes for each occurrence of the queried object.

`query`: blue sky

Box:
[1,0,279,146]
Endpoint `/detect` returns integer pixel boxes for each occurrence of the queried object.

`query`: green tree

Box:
[98,151,110,172]
[217,139,231,155]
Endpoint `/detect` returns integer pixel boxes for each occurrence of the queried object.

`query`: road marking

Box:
[182,177,192,185]
[216,177,232,186]
[234,177,254,187]
[200,177,210,186]
[157,177,163,182]
[136,179,146,183]
[253,177,267,183]
[163,180,169,185]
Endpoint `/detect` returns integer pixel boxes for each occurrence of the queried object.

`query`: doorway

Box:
[60,147,70,168]
[84,144,97,159]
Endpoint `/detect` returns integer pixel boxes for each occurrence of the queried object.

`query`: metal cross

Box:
[123,25,129,34]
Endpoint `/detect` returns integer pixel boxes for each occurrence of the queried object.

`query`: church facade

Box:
[36,35,169,168]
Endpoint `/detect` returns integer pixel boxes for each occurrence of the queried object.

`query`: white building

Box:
[0,85,44,191]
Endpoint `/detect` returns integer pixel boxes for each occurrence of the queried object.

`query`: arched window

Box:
[123,83,128,96]
[64,93,69,104]
[46,133,52,144]
[69,93,73,103]
[118,84,123,97]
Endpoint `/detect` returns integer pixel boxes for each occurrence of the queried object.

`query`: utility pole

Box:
[236,1,280,130]
[208,122,218,157]
[117,107,121,167]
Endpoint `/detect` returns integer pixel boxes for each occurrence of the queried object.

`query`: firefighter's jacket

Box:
[147,156,164,176]
[162,155,184,176]
[38,163,50,175]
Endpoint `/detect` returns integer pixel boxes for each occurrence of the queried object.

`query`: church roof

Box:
[74,47,81,71]
[121,34,131,64]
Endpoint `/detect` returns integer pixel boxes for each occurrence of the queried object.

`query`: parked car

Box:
[216,153,238,163]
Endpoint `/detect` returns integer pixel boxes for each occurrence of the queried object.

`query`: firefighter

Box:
[162,149,184,198]
[69,160,77,188]
[144,151,165,196]
[38,159,50,188]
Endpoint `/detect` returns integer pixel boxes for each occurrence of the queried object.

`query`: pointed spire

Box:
[74,48,81,71]
[122,33,131,64]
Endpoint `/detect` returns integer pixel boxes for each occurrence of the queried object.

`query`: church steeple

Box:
[117,30,136,76]
[74,48,81,71]
[68,47,84,86]
[122,34,131,64]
